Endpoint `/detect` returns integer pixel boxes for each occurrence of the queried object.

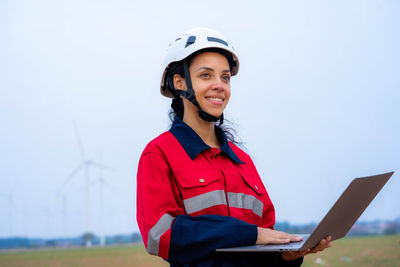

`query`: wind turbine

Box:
[73,152,116,247]
[59,121,113,247]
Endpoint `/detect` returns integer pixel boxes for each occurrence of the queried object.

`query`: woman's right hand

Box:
[256,227,303,245]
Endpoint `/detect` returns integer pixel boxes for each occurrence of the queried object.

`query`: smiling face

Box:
[174,51,232,120]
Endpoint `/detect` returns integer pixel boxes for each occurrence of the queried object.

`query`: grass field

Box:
[0,235,399,267]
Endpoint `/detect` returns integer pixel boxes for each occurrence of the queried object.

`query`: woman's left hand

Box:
[281,236,332,262]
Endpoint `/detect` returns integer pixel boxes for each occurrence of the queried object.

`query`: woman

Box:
[137,27,331,267]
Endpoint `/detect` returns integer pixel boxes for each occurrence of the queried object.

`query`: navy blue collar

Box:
[169,118,244,164]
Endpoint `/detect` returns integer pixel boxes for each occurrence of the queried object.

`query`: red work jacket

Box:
[136,118,276,260]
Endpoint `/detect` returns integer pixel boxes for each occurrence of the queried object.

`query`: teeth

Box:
[207,97,223,102]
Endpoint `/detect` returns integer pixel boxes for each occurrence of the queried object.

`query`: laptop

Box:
[216,171,394,252]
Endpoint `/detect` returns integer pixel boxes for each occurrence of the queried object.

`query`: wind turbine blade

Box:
[73,120,86,161]
[69,163,85,178]
[59,163,84,193]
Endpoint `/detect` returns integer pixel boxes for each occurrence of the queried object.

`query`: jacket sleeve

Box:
[169,214,257,264]
[137,150,182,259]
[137,150,258,262]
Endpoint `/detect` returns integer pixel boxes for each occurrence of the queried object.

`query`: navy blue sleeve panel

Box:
[168,215,257,264]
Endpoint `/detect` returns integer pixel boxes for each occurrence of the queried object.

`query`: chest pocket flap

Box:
[177,169,222,189]
[239,170,264,196]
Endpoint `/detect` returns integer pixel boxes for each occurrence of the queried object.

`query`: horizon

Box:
[1,217,399,240]
[1,1,399,239]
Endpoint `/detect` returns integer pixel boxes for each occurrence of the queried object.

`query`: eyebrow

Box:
[195,66,231,73]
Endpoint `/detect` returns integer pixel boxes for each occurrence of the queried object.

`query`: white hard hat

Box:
[160,27,240,98]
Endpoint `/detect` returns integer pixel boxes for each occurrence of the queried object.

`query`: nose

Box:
[211,77,228,91]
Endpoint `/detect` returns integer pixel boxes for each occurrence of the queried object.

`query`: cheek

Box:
[192,80,207,96]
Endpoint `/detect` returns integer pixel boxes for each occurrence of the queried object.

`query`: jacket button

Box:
[199,178,205,183]
[255,185,258,191]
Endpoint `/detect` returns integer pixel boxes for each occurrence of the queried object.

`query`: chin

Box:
[206,111,223,118]
[201,106,225,118]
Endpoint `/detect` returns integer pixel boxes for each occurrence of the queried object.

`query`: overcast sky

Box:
[1,0,399,238]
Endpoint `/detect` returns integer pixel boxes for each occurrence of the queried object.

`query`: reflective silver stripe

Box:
[227,192,264,217]
[183,190,227,214]
[147,214,175,256]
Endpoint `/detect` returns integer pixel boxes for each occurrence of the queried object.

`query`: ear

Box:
[173,74,187,91]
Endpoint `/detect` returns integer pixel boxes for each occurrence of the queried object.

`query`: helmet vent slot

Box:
[207,37,228,47]
[185,36,196,48]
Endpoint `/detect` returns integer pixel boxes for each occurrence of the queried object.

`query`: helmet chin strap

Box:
[179,60,224,124]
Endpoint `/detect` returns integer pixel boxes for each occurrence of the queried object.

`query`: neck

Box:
[183,111,220,148]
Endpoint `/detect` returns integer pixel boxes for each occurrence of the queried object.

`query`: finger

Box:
[271,237,291,244]
[315,238,326,248]
[271,231,302,242]
[319,238,332,250]
[273,229,305,242]
[310,239,327,253]
[260,228,304,245]
[280,233,303,242]
[288,233,303,241]
[292,235,304,242]
[323,241,332,250]
[306,238,332,255]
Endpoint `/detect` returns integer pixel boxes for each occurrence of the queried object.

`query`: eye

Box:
[222,74,231,82]
[201,73,210,78]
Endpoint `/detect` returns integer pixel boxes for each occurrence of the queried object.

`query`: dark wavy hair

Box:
[166,49,242,146]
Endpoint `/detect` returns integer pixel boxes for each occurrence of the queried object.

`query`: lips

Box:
[205,96,224,104]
